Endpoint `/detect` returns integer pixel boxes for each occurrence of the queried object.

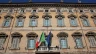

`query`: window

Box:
[88,36,96,47]
[57,32,68,49]
[3,16,13,27]
[60,37,68,48]
[11,37,20,49]
[82,18,90,26]
[80,15,90,26]
[90,10,94,13]
[20,8,25,14]
[69,9,73,13]
[45,10,49,12]
[8,9,13,14]
[16,17,25,27]
[27,38,35,49]
[43,18,51,26]
[56,15,65,27]
[26,32,38,49]
[29,15,39,27]
[10,32,22,49]
[86,32,96,47]
[43,15,52,27]
[57,18,64,26]
[70,18,78,26]
[57,9,61,13]
[74,37,83,48]
[80,10,83,13]
[72,32,83,48]
[33,10,36,12]
[0,33,7,50]
[68,15,78,26]
[29,18,37,26]
[91,15,96,25]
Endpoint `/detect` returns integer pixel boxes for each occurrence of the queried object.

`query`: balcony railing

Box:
[37,46,60,52]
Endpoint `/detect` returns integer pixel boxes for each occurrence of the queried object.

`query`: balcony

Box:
[36,46,60,52]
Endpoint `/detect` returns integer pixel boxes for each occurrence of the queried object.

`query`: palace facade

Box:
[0,3,96,54]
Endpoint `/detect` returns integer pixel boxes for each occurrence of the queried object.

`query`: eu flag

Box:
[46,31,51,47]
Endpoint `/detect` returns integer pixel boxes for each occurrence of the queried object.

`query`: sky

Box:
[0,0,96,3]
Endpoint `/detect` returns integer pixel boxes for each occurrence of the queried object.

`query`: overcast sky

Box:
[0,0,96,3]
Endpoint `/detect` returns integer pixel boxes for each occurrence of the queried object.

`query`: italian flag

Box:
[36,32,45,48]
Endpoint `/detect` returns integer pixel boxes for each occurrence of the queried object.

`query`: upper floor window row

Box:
[2,15,96,27]
[0,31,96,50]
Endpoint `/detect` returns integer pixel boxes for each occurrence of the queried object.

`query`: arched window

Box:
[72,32,83,48]
[57,32,68,48]
[68,14,78,26]
[3,15,13,27]
[0,32,8,50]
[29,15,39,27]
[16,15,26,27]
[86,31,96,47]
[26,32,38,49]
[10,32,22,50]
[55,15,65,27]
[80,15,90,26]
[91,15,96,25]
[42,15,52,27]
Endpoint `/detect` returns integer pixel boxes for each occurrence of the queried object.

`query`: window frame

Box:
[81,17,90,27]
[27,37,36,49]
[59,37,69,49]
[3,16,12,27]
[43,17,51,27]
[29,17,38,27]
[73,36,84,49]
[69,17,78,27]
[16,17,25,27]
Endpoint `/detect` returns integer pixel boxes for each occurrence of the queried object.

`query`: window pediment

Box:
[72,32,82,37]
[26,32,38,37]
[4,15,13,19]
[0,32,8,37]
[29,15,39,19]
[55,15,64,19]
[16,15,26,19]
[11,32,22,37]
[85,31,96,36]
[79,15,88,18]
[68,14,77,18]
[91,15,96,19]
[57,32,68,37]
[42,15,52,19]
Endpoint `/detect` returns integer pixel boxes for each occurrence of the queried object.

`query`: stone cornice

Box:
[0,3,96,7]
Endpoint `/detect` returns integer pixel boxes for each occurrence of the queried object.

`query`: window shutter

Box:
[0,38,5,49]
[22,19,24,27]
[57,18,64,26]
[60,38,68,48]
[82,18,90,26]
[28,39,35,49]
[48,19,51,26]
[15,19,18,27]
[88,36,96,47]
[2,19,6,27]
[7,18,11,27]
[44,19,47,26]
[29,19,32,26]
[70,18,77,26]
[12,37,20,49]
[93,19,96,25]
[75,38,83,48]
